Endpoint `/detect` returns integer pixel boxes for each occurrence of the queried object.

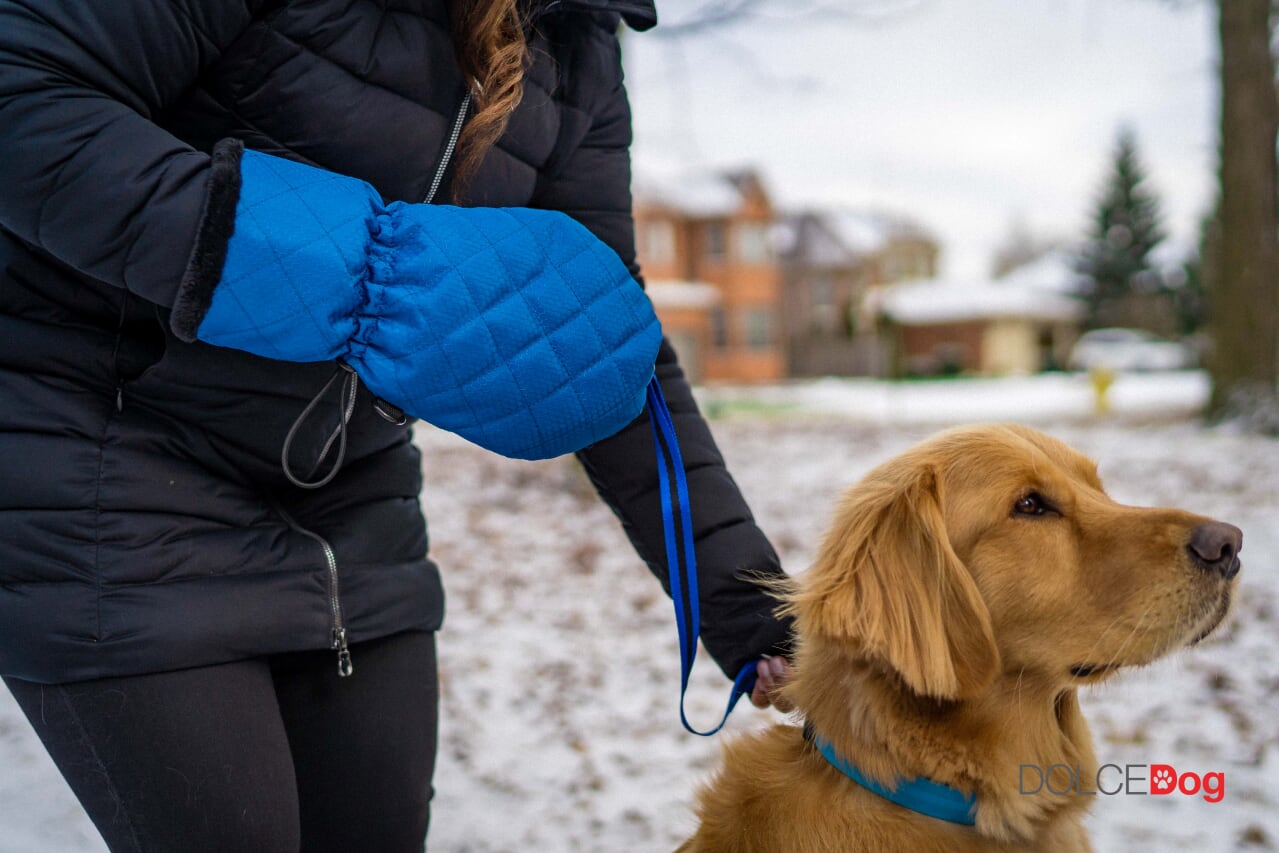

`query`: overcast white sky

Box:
[623,0,1218,279]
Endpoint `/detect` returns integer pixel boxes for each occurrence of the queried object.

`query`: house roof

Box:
[633,170,746,218]
[828,209,934,254]
[880,275,1084,325]
[996,248,1089,296]
[778,209,937,267]
[775,213,857,267]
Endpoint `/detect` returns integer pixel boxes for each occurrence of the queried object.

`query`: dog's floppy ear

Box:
[792,463,1000,700]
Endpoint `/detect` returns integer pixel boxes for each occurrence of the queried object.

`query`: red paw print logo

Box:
[1152,768,1175,793]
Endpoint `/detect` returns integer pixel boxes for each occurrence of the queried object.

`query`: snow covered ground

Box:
[1,372,1276,852]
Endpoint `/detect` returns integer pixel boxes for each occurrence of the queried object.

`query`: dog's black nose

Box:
[1188,522,1243,579]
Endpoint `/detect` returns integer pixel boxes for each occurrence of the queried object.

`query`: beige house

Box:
[877,252,1085,377]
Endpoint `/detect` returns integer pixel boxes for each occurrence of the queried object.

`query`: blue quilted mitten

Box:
[178,146,662,460]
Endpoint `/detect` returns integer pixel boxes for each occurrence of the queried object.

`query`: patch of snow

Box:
[701,371,1211,426]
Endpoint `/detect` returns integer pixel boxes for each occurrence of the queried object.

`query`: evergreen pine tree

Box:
[1075,128,1167,329]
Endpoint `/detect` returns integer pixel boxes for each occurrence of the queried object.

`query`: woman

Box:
[0,0,793,850]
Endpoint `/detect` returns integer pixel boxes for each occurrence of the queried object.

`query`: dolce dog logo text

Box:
[1019,764,1225,803]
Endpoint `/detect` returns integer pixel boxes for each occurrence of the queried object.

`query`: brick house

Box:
[633,170,785,383]
[777,210,940,377]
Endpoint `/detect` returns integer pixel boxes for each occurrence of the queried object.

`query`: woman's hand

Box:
[749,656,794,712]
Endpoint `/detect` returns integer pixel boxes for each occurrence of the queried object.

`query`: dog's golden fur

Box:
[679,424,1239,853]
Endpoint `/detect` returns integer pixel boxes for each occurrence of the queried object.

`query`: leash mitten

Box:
[173,144,662,460]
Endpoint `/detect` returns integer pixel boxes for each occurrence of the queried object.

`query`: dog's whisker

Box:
[1075,606,1145,674]
[1103,604,1152,668]
[1100,600,1159,674]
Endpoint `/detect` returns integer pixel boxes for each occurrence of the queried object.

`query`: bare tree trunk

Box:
[1211,0,1279,416]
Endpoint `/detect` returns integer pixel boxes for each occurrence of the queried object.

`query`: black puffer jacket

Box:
[0,0,790,685]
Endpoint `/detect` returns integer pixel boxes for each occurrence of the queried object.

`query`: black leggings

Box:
[3,631,438,853]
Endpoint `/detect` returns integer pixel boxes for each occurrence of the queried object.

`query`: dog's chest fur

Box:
[680,725,1094,853]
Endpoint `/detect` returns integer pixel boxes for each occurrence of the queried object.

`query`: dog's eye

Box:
[1013,493,1050,516]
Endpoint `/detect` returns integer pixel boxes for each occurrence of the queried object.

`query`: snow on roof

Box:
[828,209,932,254]
[996,248,1089,296]
[881,275,1084,325]
[632,171,743,218]
[775,213,858,266]
[645,280,721,309]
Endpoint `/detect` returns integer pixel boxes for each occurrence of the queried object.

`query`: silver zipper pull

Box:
[333,627,354,677]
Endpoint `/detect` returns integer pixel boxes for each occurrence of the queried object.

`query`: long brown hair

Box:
[448,0,530,199]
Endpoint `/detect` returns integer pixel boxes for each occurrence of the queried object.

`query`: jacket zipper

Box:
[270,94,472,655]
[423,91,472,205]
[364,89,474,427]
[110,292,129,412]
[274,504,354,677]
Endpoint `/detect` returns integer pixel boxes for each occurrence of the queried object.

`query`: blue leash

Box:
[646,377,759,736]
[646,377,976,819]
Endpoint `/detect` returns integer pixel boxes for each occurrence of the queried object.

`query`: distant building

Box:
[877,250,1085,377]
[634,170,785,383]
[777,210,939,377]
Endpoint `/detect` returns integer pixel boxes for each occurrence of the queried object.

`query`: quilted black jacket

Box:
[0,0,791,684]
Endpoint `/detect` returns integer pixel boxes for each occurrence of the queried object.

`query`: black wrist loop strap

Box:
[281,363,359,490]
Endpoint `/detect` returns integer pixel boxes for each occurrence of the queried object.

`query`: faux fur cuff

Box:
[171,138,245,342]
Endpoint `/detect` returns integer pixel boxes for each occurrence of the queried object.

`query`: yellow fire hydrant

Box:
[1089,366,1115,415]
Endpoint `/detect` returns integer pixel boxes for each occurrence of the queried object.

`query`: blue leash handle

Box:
[646,376,758,736]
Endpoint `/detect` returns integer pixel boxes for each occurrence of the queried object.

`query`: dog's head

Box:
[789,424,1241,701]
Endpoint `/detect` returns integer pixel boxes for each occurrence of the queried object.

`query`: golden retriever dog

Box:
[678,424,1241,853]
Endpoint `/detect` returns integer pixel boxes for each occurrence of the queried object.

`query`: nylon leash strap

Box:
[646,376,759,736]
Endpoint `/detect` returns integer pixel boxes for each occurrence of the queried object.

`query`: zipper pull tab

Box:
[372,396,407,426]
[115,384,124,413]
[332,627,354,677]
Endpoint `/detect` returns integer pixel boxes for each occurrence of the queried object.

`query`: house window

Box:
[745,308,773,350]
[641,220,675,267]
[735,222,771,264]
[667,331,702,383]
[812,276,834,310]
[704,222,727,261]
[711,307,729,350]
[907,249,932,280]
[810,277,837,336]
[883,255,899,281]
[917,250,934,278]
